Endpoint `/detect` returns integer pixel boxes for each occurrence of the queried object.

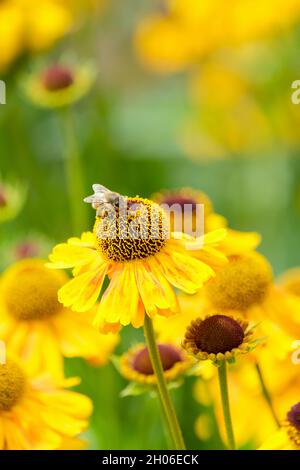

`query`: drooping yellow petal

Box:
[94,264,140,327]
[58,265,108,312]
[135,258,179,317]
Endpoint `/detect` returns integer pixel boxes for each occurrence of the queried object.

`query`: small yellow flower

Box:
[183,313,255,365]
[0,258,119,378]
[47,185,227,333]
[152,187,261,257]
[0,356,92,450]
[120,343,193,385]
[0,177,26,224]
[259,402,300,450]
[23,62,95,108]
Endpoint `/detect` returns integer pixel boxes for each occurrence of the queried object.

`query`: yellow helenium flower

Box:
[259,402,300,450]
[0,1,103,72]
[47,185,227,333]
[152,187,261,257]
[23,63,95,108]
[0,258,119,378]
[0,3,23,71]
[119,343,193,385]
[0,356,92,450]
[135,0,300,73]
[183,62,272,160]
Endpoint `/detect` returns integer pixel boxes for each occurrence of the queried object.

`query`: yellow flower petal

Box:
[47,242,97,269]
[58,265,108,312]
[94,264,140,327]
[158,248,214,294]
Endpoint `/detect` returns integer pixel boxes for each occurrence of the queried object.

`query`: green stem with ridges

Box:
[143,315,186,450]
[218,361,236,450]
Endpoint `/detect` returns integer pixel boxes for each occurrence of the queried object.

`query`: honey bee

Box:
[84,184,122,217]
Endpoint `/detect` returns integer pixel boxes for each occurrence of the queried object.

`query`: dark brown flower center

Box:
[132,344,183,375]
[287,402,300,431]
[42,65,74,91]
[195,315,244,354]
[0,188,7,207]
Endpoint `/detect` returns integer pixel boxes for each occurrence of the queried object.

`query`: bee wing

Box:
[84,184,110,204]
[84,184,121,207]
[83,194,99,203]
[92,184,111,194]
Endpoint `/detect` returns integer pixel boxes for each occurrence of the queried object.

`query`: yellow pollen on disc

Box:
[0,360,26,411]
[2,259,66,321]
[205,252,273,311]
[94,197,168,262]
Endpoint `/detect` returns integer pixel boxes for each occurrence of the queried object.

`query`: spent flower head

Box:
[0,177,26,224]
[183,313,259,365]
[23,61,95,108]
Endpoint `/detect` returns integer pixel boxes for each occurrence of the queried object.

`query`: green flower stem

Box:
[255,362,280,428]
[143,315,186,450]
[217,361,236,450]
[61,108,88,234]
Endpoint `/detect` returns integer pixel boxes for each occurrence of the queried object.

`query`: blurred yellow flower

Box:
[23,62,95,108]
[0,258,119,378]
[0,356,92,449]
[135,1,300,160]
[152,187,261,257]
[47,186,227,333]
[182,63,272,160]
[268,267,300,338]
[0,0,103,72]
[136,0,300,73]
[259,402,300,450]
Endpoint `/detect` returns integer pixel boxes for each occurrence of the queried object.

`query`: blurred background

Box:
[1,0,300,449]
